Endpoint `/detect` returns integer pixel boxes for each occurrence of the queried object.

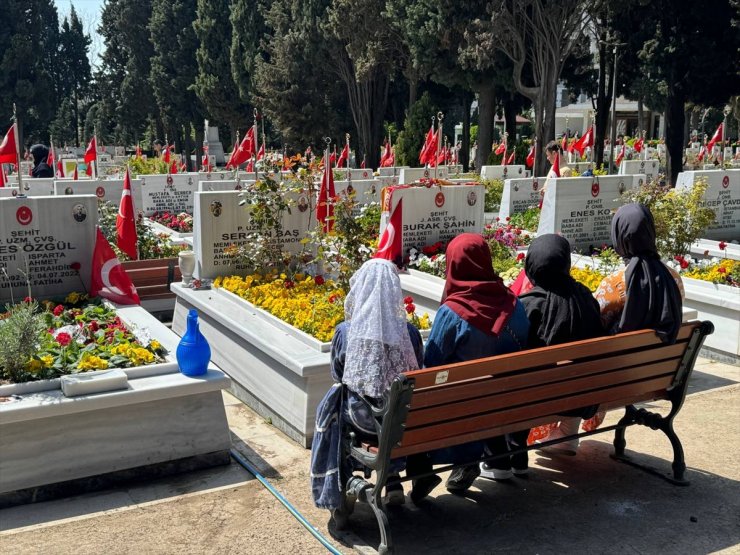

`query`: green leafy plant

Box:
[0,301,46,383]
[483,179,503,212]
[508,207,541,231]
[621,178,715,259]
[127,157,169,175]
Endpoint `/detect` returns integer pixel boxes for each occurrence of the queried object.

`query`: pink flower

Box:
[56,332,72,347]
[53,305,64,316]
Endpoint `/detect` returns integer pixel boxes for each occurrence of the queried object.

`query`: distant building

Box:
[555,96,664,140]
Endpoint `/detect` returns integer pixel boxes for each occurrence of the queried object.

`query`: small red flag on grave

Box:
[56,159,64,178]
[337,143,349,168]
[84,136,97,166]
[615,143,626,167]
[551,151,561,177]
[526,145,535,168]
[380,141,391,166]
[246,159,254,172]
[162,143,171,164]
[231,128,255,167]
[47,140,55,166]
[257,143,265,161]
[506,150,516,165]
[116,167,138,261]
[73,165,79,180]
[633,136,644,153]
[169,160,178,174]
[91,227,140,305]
[419,126,436,165]
[135,143,142,158]
[707,122,723,154]
[0,124,19,165]
[697,145,707,162]
[495,142,506,156]
[374,197,403,264]
[561,133,568,152]
[317,154,336,233]
[0,164,6,187]
[569,126,593,157]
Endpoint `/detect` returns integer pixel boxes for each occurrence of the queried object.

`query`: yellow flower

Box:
[40,355,54,368]
[25,358,43,374]
[77,353,109,370]
[149,340,162,351]
[65,291,82,305]
[570,267,605,292]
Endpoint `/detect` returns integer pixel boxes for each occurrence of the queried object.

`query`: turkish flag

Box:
[374,197,403,265]
[246,159,254,172]
[360,159,366,169]
[169,160,178,174]
[380,141,391,167]
[135,144,142,158]
[615,143,626,167]
[509,268,534,296]
[56,159,64,178]
[419,125,434,164]
[47,142,55,166]
[85,162,92,176]
[90,228,140,305]
[225,138,239,168]
[525,145,535,168]
[0,165,6,187]
[162,144,172,164]
[230,128,255,167]
[569,126,593,157]
[317,155,336,233]
[506,150,516,165]
[495,142,506,156]
[116,167,138,260]
[551,151,561,177]
[697,145,707,162]
[73,165,79,180]
[0,124,19,165]
[707,123,723,154]
[257,143,265,161]
[337,143,349,168]
[561,134,568,152]
[84,136,97,165]
[633,136,644,153]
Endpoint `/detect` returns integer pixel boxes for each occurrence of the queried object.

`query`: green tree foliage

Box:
[49,97,76,145]
[230,0,266,109]
[395,92,438,166]
[57,6,92,145]
[194,0,250,140]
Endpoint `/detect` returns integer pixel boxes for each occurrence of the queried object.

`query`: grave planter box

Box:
[682,278,740,364]
[122,257,181,314]
[399,269,445,315]
[146,218,194,241]
[0,304,232,507]
[171,284,333,447]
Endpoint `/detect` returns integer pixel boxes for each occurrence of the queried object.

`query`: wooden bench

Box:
[332,321,714,554]
[122,258,181,307]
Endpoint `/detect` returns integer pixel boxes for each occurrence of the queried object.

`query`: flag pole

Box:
[93,125,98,179]
[444,135,449,172]
[261,113,266,172]
[128,161,140,261]
[435,111,443,180]
[252,109,258,182]
[721,111,728,166]
[13,104,23,194]
[345,133,351,184]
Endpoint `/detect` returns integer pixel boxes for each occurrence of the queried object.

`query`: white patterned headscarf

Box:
[342,259,420,398]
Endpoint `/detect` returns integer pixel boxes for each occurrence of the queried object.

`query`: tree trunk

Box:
[194,124,204,171]
[184,125,193,171]
[665,89,686,186]
[73,89,80,147]
[594,36,612,169]
[476,83,495,170]
[408,77,418,109]
[503,95,517,145]
[637,97,645,137]
[461,92,471,172]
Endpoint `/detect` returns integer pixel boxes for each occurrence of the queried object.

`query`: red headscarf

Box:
[443,233,517,336]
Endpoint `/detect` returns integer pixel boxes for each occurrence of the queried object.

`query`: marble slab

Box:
[675,170,740,241]
[682,278,740,363]
[0,195,97,303]
[398,166,449,183]
[619,159,659,181]
[138,174,200,216]
[54,178,144,213]
[480,165,526,181]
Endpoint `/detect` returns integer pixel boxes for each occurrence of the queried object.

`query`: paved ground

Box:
[1,357,738,554]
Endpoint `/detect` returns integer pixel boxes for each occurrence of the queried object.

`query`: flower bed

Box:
[213,273,430,344]
[681,258,739,287]
[0,295,166,384]
[149,211,194,233]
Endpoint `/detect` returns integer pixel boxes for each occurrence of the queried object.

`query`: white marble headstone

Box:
[675,170,740,241]
[378,167,408,177]
[139,174,200,216]
[0,195,97,302]
[537,176,638,251]
[397,167,449,184]
[334,168,376,180]
[198,179,249,192]
[619,159,659,181]
[480,165,526,181]
[380,184,485,253]
[193,190,315,279]
[54,179,143,212]
[498,177,544,219]
[333,179,381,212]
[12,178,57,196]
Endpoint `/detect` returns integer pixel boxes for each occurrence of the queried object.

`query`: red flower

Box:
[53,305,64,316]
[505,216,511,221]
[23,296,33,303]
[403,296,414,305]
[70,262,81,271]
[314,275,325,286]
[328,294,338,304]
[431,254,438,261]
[284,280,294,289]
[516,252,525,262]
[719,241,727,250]
[56,332,72,347]
[679,259,689,269]
[495,217,500,222]
[718,267,727,274]
[89,321,99,332]
[405,303,416,314]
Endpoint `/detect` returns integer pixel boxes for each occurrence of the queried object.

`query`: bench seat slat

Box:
[410,342,687,410]
[405,325,695,390]
[389,390,664,458]
[405,360,679,428]
[398,375,673,448]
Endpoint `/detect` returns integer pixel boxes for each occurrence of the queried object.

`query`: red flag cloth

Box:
[494,142,506,155]
[509,268,534,296]
[56,159,64,178]
[526,145,535,168]
[0,165,6,187]
[329,150,337,167]
[179,161,187,172]
[551,151,561,177]
[85,162,92,176]
[84,136,97,164]
[419,125,435,164]
[374,197,403,264]
[707,123,723,153]
[162,144,171,164]
[317,155,336,233]
[246,159,254,172]
[569,126,593,156]
[257,143,265,161]
[381,146,395,167]
[169,160,178,174]
[90,228,140,305]
[225,139,238,168]
[135,144,142,158]
[47,142,55,166]
[421,129,440,166]
[506,150,516,165]
[231,128,255,166]
[561,134,568,152]
[615,143,626,166]
[0,124,19,165]
[697,146,706,162]
[380,141,391,166]
[337,143,349,167]
[633,137,644,153]
[73,165,79,180]
[116,167,138,260]
[360,159,366,169]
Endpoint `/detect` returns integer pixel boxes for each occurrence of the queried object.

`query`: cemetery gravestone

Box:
[480,165,526,181]
[675,170,740,241]
[333,179,381,214]
[198,179,248,192]
[193,190,315,279]
[619,159,659,181]
[378,167,408,177]
[54,179,143,212]
[498,177,542,219]
[380,184,485,254]
[398,167,449,184]
[139,174,200,216]
[537,175,637,251]
[0,195,97,303]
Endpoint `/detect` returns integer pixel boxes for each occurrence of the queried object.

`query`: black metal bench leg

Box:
[663,419,687,483]
[366,485,393,555]
[613,405,636,459]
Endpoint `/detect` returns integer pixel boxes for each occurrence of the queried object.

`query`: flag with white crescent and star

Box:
[116,167,138,260]
[90,228,140,305]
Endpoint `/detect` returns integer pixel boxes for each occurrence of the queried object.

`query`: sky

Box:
[55,0,106,68]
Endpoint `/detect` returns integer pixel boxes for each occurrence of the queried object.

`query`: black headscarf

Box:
[611,203,682,343]
[519,234,604,348]
[30,144,53,178]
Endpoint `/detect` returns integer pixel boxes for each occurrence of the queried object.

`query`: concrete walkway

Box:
[1,357,738,554]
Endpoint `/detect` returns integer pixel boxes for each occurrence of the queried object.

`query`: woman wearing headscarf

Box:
[515,234,605,457]
[408,233,529,498]
[595,203,684,342]
[311,259,424,510]
[30,144,54,178]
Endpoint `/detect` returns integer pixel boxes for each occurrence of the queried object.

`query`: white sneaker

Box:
[479,463,513,480]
